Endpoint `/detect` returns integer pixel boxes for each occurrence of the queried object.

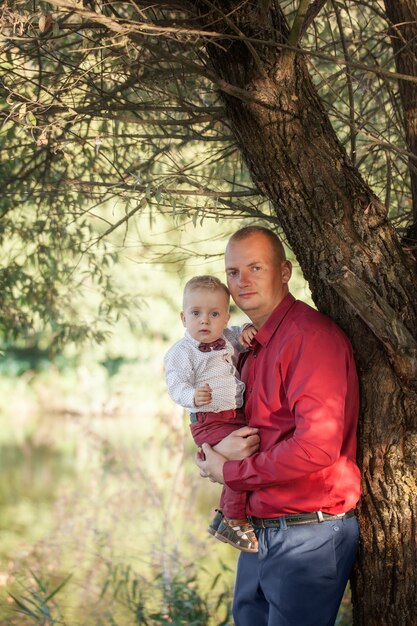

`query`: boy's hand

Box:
[194,383,212,407]
[239,325,257,348]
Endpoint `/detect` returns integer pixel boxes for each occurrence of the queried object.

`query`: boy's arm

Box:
[164,348,197,412]
[225,324,257,350]
[239,325,257,349]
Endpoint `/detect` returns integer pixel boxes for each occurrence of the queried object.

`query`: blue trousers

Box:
[233,516,359,626]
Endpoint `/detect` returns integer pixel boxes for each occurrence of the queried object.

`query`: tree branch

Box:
[300,0,328,37]
[287,0,311,48]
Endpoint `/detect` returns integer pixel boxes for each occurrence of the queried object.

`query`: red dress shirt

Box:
[223,293,361,517]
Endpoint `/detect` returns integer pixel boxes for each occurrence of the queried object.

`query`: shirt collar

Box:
[254,293,297,347]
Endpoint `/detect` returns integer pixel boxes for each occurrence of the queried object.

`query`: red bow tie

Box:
[198,338,226,352]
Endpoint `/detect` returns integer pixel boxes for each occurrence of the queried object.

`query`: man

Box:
[196,226,361,626]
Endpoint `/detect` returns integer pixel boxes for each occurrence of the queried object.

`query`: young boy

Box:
[164,275,258,553]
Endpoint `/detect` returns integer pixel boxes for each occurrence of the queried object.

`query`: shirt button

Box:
[253,353,257,359]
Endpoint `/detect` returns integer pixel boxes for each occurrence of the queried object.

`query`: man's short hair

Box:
[183,275,230,306]
[228,226,286,263]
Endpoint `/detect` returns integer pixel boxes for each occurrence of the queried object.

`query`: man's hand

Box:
[194,383,212,407]
[195,443,227,484]
[213,426,260,460]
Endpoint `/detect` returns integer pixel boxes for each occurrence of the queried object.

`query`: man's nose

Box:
[237,271,249,286]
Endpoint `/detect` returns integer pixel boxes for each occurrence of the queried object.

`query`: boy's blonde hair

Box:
[183,275,230,307]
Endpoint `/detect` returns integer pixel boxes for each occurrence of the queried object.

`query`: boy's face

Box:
[181,287,230,344]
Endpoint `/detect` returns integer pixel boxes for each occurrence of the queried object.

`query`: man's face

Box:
[181,288,230,343]
[225,233,292,328]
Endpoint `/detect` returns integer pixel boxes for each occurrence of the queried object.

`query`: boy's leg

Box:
[190,414,257,550]
[207,509,224,536]
[214,486,258,552]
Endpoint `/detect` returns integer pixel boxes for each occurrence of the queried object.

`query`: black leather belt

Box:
[248,509,355,528]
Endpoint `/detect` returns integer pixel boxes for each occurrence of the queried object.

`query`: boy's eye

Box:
[191,311,200,316]
[211,312,219,318]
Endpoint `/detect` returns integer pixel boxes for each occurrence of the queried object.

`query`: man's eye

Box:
[252,266,261,272]
[227,270,237,277]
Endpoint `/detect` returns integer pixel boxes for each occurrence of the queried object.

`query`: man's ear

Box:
[180,311,186,327]
[282,260,292,284]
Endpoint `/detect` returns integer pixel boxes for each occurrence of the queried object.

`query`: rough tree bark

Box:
[191,2,417,624]
[383,0,417,252]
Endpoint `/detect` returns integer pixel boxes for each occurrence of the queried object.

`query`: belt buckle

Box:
[316,511,346,523]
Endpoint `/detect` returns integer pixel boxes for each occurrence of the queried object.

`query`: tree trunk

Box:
[384,0,417,253]
[193,2,417,624]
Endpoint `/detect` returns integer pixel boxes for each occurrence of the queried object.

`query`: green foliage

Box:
[0,0,414,347]
[305,4,411,218]
[100,562,232,626]
[8,562,232,626]
[0,0,275,346]
[7,561,232,626]
[9,570,72,625]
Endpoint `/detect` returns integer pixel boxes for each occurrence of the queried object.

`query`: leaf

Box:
[43,573,73,603]
[8,593,39,618]
[0,120,14,135]
[39,14,53,33]
[26,112,37,126]
[29,569,47,593]
[210,573,221,590]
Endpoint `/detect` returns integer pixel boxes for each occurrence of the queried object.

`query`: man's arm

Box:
[223,329,358,491]
[213,426,260,460]
[196,426,260,483]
